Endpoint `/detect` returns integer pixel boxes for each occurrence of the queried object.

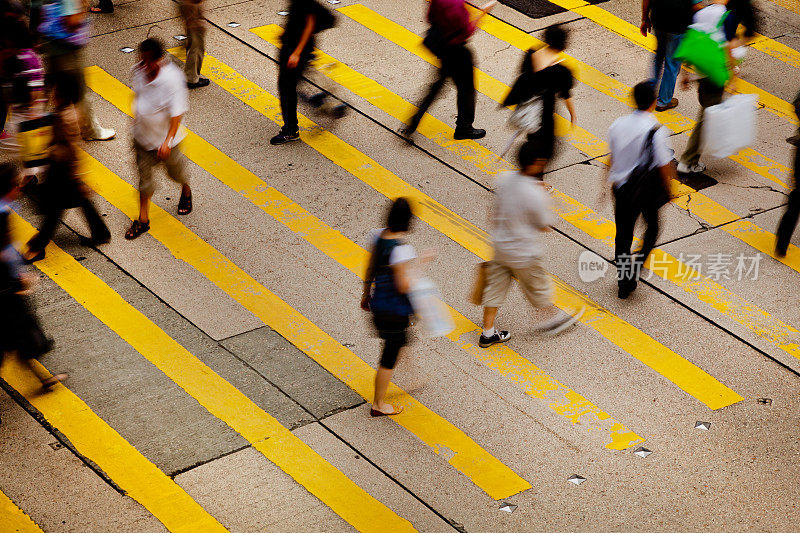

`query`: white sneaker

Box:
[87,126,116,141]
[537,306,586,336]
[676,161,706,174]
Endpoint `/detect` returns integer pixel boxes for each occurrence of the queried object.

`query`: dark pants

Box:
[372,313,409,370]
[653,30,682,108]
[681,78,725,166]
[28,194,110,253]
[777,146,800,254]
[277,49,312,134]
[408,43,476,132]
[613,186,661,288]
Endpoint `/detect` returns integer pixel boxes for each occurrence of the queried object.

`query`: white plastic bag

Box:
[408,277,454,338]
[702,94,757,158]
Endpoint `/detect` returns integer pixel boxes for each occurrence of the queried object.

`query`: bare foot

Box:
[41,373,68,389]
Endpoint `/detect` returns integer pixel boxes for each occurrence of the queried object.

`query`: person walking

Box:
[478,141,584,348]
[603,82,674,299]
[23,72,110,262]
[124,38,192,240]
[640,0,692,112]
[361,198,418,416]
[270,0,335,145]
[403,0,497,141]
[180,0,209,89]
[775,90,800,258]
[503,25,576,171]
[0,162,67,390]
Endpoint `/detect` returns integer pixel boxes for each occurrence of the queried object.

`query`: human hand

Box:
[157,140,172,161]
[640,19,651,36]
[287,53,300,69]
[360,294,371,311]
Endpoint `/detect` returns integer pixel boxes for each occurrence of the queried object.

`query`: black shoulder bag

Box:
[621,127,670,209]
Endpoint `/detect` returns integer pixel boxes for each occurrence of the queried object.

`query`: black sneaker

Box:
[454,127,486,140]
[307,92,327,108]
[270,130,300,145]
[618,282,637,299]
[187,78,210,89]
[479,330,510,348]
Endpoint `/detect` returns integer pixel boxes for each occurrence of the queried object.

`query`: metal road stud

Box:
[633,447,652,458]
[567,474,586,486]
[695,421,712,431]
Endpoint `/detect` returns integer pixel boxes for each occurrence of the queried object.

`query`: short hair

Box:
[0,162,18,198]
[544,26,568,51]
[51,71,82,106]
[386,197,413,233]
[139,37,165,60]
[633,81,657,110]
[517,140,549,168]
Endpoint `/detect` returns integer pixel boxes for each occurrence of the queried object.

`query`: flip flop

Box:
[370,404,404,417]
[124,220,150,240]
[177,192,192,215]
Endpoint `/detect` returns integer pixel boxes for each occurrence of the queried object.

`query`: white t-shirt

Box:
[607,111,674,188]
[132,61,189,150]
[691,4,728,44]
[491,171,555,269]
[369,228,416,265]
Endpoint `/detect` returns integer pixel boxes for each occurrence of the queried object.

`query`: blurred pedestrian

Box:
[361,197,417,416]
[38,0,116,141]
[0,162,67,389]
[478,141,584,348]
[23,72,110,262]
[180,0,209,89]
[603,81,674,299]
[640,0,692,111]
[404,0,497,141]
[676,0,733,175]
[503,25,575,171]
[775,90,800,258]
[270,0,336,145]
[125,38,191,240]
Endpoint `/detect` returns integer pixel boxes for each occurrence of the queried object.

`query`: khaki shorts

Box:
[482,259,553,308]
[134,140,189,197]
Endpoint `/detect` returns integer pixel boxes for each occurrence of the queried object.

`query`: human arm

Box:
[391,260,412,294]
[640,0,651,36]
[158,115,183,160]
[287,13,316,69]
[564,97,577,127]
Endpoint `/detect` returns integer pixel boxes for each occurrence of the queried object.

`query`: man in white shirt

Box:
[604,81,675,299]
[478,141,584,348]
[125,39,192,240]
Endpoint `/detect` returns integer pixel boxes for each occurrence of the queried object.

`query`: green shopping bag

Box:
[673,27,730,87]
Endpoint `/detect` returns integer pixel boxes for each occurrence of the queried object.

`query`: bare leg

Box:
[373,365,395,412]
[139,193,151,224]
[482,306,498,330]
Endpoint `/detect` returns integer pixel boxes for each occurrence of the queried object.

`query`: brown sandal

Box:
[125,220,150,240]
[177,192,192,215]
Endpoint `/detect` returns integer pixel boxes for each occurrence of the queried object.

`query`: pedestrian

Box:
[38,0,116,141]
[270,0,336,145]
[0,162,67,389]
[403,0,497,141]
[603,81,674,299]
[676,0,734,175]
[180,0,209,89]
[775,90,800,258]
[23,71,110,262]
[503,25,576,171]
[361,198,418,416]
[124,38,192,240]
[478,141,585,348]
[640,0,692,111]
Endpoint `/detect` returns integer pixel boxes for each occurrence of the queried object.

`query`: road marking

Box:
[762,0,800,17]
[249,25,800,369]
[9,212,413,533]
[142,53,742,411]
[541,0,798,125]
[0,489,43,533]
[85,67,644,451]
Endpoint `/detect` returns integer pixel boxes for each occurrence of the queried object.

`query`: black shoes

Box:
[479,330,511,348]
[187,78,210,89]
[454,127,486,140]
[270,130,300,145]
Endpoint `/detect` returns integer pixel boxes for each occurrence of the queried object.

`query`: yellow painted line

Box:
[749,34,800,70]
[543,0,799,125]
[151,52,741,410]
[763,0,800,16]
[86,67,644,451]
[9,210,412,531]
[251,27,800,369]
[0,252,226,533]
[0,490,43,533]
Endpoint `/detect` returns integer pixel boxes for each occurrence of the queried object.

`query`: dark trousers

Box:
[28,195,110,253]
[777,146,800,254]
[613,187,661,287]
[277,50,312,134]
[408,43,476,132]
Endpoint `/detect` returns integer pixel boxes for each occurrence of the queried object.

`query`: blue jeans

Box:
[653,31,682,107]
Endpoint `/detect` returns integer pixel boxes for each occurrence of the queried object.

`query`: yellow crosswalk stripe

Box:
[748,33,800,70]
[9,209,413,532]
[85,66,644,451]
[249,25,800,368]
[142,53,741,410]
[340,5,800,275]
[540,0,799,125]
[763,0,800,17]
[0,489,43,533]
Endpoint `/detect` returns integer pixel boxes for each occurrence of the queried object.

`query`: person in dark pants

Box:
[404,0,496,141]
[775,91,800,258]
[603,82,674,299]
[640,0,692,112]
[270,0,335,145]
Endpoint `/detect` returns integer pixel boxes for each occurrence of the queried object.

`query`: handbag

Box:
[619,127,670,209]
[18,114,53,169]
[673,12,730,87]
[702,94,757,158]
[508,94,543,132]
